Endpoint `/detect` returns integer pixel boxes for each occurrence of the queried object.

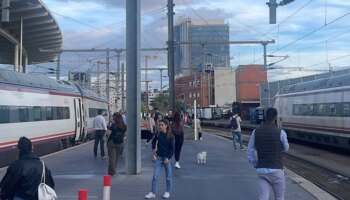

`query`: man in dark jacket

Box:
[0,137,55,200]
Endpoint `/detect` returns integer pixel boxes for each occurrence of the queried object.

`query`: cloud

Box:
[37,0,350,83]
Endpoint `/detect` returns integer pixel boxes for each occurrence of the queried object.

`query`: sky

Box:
[36,0,350,90]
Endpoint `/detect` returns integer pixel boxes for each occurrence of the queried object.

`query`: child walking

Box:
[145,119,175,199]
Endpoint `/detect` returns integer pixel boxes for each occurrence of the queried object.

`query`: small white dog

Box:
[197,151,207,164]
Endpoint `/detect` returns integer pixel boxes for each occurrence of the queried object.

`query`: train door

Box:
[74,99,82,142]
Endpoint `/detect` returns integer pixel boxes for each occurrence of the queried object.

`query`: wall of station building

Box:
[214,68,236,106]
[175,65,267,109]
[236,65,267,102]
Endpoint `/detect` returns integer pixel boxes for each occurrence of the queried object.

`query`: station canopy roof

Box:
[0,0,62,64]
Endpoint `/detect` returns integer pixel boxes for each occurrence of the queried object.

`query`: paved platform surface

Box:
[1,133,324,200]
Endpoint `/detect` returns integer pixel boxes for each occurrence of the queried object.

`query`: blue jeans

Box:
[257,170,285,200]
[232,131,243,150]
[151,156,172,193]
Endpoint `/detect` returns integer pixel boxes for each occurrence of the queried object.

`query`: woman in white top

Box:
[194,114,202,140]
[145,112,156,146]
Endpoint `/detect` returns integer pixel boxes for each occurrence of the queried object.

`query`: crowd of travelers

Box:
[0,107,288,200]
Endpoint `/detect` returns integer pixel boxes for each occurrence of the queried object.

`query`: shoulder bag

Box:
[38,160,57,200]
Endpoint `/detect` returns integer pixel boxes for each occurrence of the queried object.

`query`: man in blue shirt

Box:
[246,107,289,200]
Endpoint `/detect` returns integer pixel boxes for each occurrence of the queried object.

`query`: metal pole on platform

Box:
[125,0,141,174]
[167,0,175,111]
[106,49,110,115]
[14,45,19,72]
[121,63,125,111]
[19,17,23,72]
[194,100,197,140]
[117,52,121,110]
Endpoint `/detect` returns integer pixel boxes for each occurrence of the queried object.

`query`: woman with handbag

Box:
[107,114,127,176]
[0,137,55,200]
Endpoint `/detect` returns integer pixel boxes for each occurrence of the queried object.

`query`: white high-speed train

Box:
[0,68,108,157]
[274,74,350,150]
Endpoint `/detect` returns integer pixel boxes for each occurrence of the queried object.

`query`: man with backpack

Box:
[230,111,244,151]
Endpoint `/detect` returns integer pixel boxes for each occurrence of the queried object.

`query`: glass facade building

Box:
[174,18,230,76]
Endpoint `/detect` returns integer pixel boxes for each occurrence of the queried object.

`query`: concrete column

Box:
[125,0,141,174]
[23,56,28,73]
[56,53,61,80]
[14,45,19,72]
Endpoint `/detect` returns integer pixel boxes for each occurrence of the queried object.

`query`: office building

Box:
[174,17,230,76]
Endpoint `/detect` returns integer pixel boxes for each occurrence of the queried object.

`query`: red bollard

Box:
[78,189,87,200]
[103,175,111,200]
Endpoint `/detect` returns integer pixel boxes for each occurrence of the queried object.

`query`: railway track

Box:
[203,127,350,200]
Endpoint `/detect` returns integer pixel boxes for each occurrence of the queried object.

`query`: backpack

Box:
[111,132,124,144]
[230,116,238,129]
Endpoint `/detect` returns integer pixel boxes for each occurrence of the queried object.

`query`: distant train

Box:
[274,74,350,150]
[0,69,108,165]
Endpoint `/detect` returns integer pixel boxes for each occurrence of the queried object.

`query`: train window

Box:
[63,107,70,119]
[329,104,336,116]
[19,107,29,122]
[33,107,42,121]
[0,106,9,123]
[318,104,326,116]
[343,103,350,116]
[56,107,64,119]
[46,107,53,120]
[302,104,308,115]
[309,104,315,115]
[293,104,302,115]
[103,109,108,116]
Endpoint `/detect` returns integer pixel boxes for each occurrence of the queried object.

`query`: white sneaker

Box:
[144,192,155,199]
[175,162,181,169]
[162,192,170,199]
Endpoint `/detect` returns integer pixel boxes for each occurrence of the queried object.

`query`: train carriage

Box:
[274,74,350,150]
[0,69,108,166]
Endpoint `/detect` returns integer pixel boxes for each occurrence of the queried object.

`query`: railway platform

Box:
[0,133,334,200]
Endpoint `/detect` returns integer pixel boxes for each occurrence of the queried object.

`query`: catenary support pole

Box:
[194,100,197,140]
[121,63,125,111]
[167,0,175,111]
[125,0,141,174]
[106,49,110,115]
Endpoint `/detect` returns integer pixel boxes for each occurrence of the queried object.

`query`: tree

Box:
[150,94,169,113]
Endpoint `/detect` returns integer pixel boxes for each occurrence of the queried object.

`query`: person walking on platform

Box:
[93,109,107,158]
[145,119,175,199]
[195,114,203,140]
[230,111,244,151]
[0,137,55,200]
[153,107,160,123]
[171,112,185,169]
[164,110,173,122]
[107,114,127,176]
[246,107,289,200]
[145,112,156,147]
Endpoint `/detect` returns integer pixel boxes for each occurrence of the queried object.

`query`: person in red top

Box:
[170,112,185,169]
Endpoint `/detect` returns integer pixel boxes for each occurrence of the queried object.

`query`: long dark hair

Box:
[173,112,181,126]
[158,119,173,139]
[114,114,127,130]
